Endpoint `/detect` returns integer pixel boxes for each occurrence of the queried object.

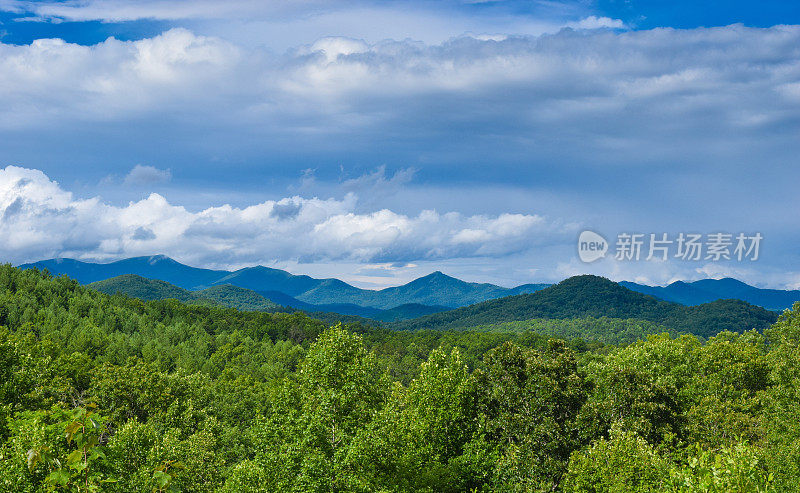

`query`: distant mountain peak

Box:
[238,265,277,272]
[705,277,749,287]
[416,271,458,282]
[556,274,617,287]
[668,280,690,287]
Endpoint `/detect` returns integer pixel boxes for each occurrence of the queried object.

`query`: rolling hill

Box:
[395,275,779,338]
[89,274,199,303]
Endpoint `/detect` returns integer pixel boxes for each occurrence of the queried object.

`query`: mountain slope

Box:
[87,275,364,315]
[293,277,369,305]
[89,274,283,311]
[372,303,452,323]
[296,271,549,309]
[506,283,553,296]
[396,275,779,338]
[621,278,800,311]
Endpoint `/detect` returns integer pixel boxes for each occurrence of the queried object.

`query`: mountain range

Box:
[16,257,787,339]
[18,256,800,319]
[394,275,779,338]
[85,271,781,340]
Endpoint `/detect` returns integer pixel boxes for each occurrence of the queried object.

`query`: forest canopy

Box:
[0,265,798,492]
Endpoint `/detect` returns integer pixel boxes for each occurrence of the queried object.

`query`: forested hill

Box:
[396,275,779,337]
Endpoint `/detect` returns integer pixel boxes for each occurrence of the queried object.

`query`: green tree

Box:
[349,347,484,492]
[248,325,388,492]
[476,340,589,491]
[562,427,670,492]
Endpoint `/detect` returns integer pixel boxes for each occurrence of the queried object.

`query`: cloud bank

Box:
[1,25,797,135]
[0,166,571,267]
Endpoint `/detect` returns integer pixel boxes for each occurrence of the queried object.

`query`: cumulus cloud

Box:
[0,28,242,128]
[124,164,172,185]
[0,165,571,266]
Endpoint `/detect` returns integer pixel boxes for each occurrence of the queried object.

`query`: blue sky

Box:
[0,0,799,289]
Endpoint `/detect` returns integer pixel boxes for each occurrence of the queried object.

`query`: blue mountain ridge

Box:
[19,255,800,313]
[621,278,800,312]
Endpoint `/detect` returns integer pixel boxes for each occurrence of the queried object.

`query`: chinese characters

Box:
[613,233,762,262]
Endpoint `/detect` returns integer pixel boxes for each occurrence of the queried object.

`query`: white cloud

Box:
[124,164,172,185]
[305,37,370,62]
[339,165,416,204]
[567,16,626,30]
[0,165,571,267]
[0,28,241,128]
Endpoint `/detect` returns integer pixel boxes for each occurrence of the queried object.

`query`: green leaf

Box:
[154,470,172,488]
[46,469,70,486]
[64,420,82,441]
[66,449,83,465]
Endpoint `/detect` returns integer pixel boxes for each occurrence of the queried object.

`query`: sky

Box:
[0,0,799,289]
